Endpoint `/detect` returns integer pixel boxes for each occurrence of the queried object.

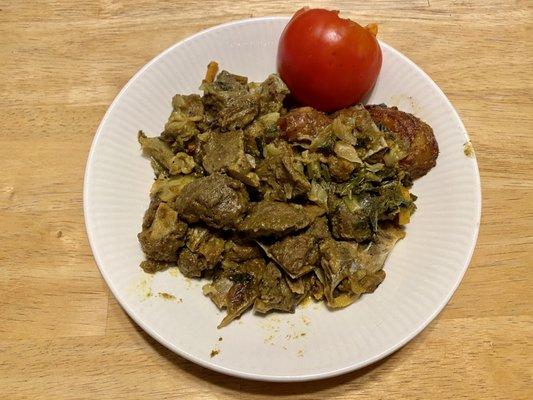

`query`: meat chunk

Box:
[330,202,372,242]
[172,93,204,118]
[140,260,174,274]
[175,173,249,229]
[176,249,205,278]
[278,107,330,143]
[163,94,203,142]
[254,263,302,313]
[258,74,289,115]
[265,217,330,278]
[237,201,324,237]
[202,130,259,187]
[176,226,226,278]
[366,105,439,179]
[138,131,195,176]
[256,140,311,200]
[201,70,259,130]
[224,238,263,262]
[138,202,188,261]
[142,198,161,230]
[186,227,226,263]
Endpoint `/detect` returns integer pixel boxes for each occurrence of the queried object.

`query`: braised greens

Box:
[137,62,436,327]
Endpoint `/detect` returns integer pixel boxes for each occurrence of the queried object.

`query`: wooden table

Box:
[1,1,531,398]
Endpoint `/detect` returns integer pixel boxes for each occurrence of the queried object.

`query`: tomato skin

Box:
[277,8,382,112]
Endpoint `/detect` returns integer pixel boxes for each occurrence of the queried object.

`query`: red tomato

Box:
[277,8,382,112]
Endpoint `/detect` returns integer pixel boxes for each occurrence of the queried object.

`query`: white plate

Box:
[84,17,481,381]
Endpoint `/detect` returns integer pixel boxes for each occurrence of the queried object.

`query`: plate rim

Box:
[83,16,481,382]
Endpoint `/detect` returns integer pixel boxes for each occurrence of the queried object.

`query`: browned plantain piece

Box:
[366,105,438,179]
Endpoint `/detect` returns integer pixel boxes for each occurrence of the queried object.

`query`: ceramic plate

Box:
[84,17,481,381]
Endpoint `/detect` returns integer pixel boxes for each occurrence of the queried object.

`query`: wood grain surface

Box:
[0,1,531,399]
